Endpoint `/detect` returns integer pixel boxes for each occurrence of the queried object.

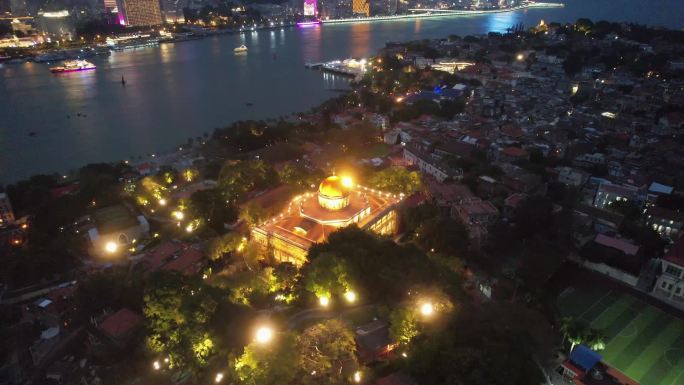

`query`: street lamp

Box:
[353,370,362,383]
[420,302,434,317]
[215,373,224,383]
[319,296,330,307]
[344,291,357,303]
[104,241,118,254]
[172,210,184,220]
[153,360,161,370]
[255,326,274,344]
[158,198,167,206]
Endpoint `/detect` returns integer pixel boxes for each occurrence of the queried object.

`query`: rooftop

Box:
[93,205,139,234]
[664,234,684,267]
[99,308,142,339]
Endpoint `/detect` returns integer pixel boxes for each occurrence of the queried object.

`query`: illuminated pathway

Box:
[321,2,564,24]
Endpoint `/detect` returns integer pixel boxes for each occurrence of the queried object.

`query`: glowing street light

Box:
[353,371,362,383]
[153,360,161,370]
[215,372,224,383]
[158,198,167,206]
[342,176,354,188]
[255,326,274,344]
[319,296,330,307]
[104,241,118,254]
[344,291,357,303]
[516,53,524,61]
[420,302,434,317]
[172,210,184,220]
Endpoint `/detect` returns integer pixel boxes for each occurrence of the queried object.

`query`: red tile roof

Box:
[144,241,184,272]
[594,234,640,256]
[501,146,528,158]
[100,308,142,339]
[162,247,204,275]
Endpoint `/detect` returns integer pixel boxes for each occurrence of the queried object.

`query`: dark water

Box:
[1,0,683,183]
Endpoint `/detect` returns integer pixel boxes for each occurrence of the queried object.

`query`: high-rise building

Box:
[303,0,317,16]
[0,193,15,227]
[103,0,117,11]
[352,0,368,16]
[160,0,185,23]
[36,10,75,39]
[115,0,162,26]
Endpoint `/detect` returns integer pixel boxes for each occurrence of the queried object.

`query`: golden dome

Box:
[318,176,350,199]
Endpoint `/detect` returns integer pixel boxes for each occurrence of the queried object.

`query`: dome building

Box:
[252,175,401,266]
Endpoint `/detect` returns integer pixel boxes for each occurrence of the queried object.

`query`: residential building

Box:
[452,198,499,226]
[646,206,683,238]
[653,235,684,304]
[557,166,590,187]
[403,146,462,182]
[593,182,644,209]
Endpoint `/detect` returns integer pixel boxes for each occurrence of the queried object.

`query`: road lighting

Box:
[172,210,184,220]
[516,53,524,61]
[420,302,434,316]
[319,296,330,307]
[104,241,118,254]
[255,326,274,344]
[158,198,167,206]
[153,360,161,370]
[353,370,362,383]
[344,291,357,303]
[215,373,224,383]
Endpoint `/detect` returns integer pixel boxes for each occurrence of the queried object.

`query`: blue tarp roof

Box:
[570,345,602,371]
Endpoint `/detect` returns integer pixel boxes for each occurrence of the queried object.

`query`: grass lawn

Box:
[558,286,684,385]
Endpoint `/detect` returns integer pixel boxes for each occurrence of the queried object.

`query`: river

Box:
[1,0,683,183]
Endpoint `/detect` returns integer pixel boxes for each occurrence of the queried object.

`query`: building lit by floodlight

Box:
[352,0,369,16]
[115,0,162,26]
[303,0,317,16]
[252,175,400,266]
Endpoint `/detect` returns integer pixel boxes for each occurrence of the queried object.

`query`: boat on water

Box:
[234,45,248,53]
[49,60,96,73]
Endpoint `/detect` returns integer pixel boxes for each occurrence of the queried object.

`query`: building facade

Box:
[351,0,369,16]
[115,0,162,26]
[0,193,15,227]
[252,176,400,266]
[653,236,684,304]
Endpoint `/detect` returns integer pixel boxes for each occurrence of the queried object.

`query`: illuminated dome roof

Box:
[318,176,350,199]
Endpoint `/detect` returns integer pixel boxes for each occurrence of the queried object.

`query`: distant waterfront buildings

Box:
[352,0,369,16]
[303,0,317,16]
[36,10,75,40]
[160,0,185,23]
[115,0,162,26]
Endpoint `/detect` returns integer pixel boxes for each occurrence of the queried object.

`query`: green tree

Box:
[206,232,244,261]
[240,202,268,229]
[389,306,419,345]
[297,320,358,385]
[233,332,299,385]
[415,217,470,258]
[144,271,218,370]
[367,167,422,195]
[301,252,356,299]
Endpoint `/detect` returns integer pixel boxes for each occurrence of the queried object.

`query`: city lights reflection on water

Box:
[1,0,684,183]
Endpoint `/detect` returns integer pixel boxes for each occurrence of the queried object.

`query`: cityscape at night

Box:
[2,0,684,384]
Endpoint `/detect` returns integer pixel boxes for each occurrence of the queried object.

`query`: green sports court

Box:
[558,286,684,385]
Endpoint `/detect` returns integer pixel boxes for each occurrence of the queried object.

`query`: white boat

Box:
[234,45,248,53]
[49,60,96,73]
